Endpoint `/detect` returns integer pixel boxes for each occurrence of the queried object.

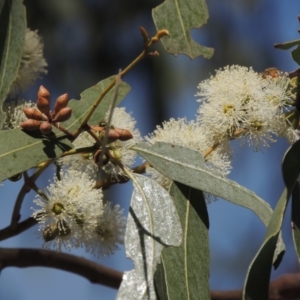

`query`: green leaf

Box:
[0,0,26,129]
[243,189,287,300]
[0,77,130,181]
[274,39,300,50]
[133,142,273,228]
[243,139,300,300]
[117,174,182,300]
[292,181,300,264]
[292,46,300,66]
[155,182,210,300]
[274,39,300,65]
[58,77,130,132]
[152,0,214,59]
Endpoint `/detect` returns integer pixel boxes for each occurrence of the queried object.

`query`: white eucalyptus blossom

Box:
[145,118,232,195]
[87,203,126,256]
[9,28,47,96]
[262,73,292,112]
[59,131,98,177]
[4,100,36,129]
[31,169,104,252]
[196,65,295,150]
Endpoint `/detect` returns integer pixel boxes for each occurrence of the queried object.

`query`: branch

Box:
[210,273,300,300]
[0,248,123,289]
[0,217,37,241]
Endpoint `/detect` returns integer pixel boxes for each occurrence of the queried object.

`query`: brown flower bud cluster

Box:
[90,125,133,142]
[20,86,72,134]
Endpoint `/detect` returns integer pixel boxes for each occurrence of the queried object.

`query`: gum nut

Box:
[23,107,48,121]
[107,128,120,140]
[20,119,42,131]
[37,96,50,114]
[114,128,133,141]
[40,122,52,135]
[52,107,72,122]
[37,85,50,101]
[53,93,69,117]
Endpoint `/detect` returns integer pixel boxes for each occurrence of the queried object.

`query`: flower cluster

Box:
[9,28,47,97]
[196,65,298,151]
[32,169,125,255]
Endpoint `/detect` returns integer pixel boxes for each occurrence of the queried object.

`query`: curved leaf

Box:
[152,0,214,59]
[133,142,273,228]
[292,181,300,264]
[155,182,210,300]
[0,0,26,129]
[117,174,182,300]
[243,139,300,300]
[243,189,287,300]
[0,77,130,181]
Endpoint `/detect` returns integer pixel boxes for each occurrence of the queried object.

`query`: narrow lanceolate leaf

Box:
[292,182,300,264]
[152,0,214,59]
[274,39,300,66]
[117,174,182,300]
[155,182,210,300]
[0,0,26,129]
[0,77,130,181]
[243,139,300,300]
[133,142,273,228]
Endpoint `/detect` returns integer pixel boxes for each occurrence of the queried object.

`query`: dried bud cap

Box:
[94,149,109,166]
[43,223,58,242]
[114,128,133,141]
[38,85,50,101]
[52,107,72,122]
[37,96,50,115]
[23,108,48,121]
[39,122,52,135]
[53,93,69,117]
[20,119,43,131]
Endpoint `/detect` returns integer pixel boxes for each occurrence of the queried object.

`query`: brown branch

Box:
[0,247,123,289]
[211,273,300,300]
[0,217,37,241]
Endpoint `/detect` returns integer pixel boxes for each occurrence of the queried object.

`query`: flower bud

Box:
[37,96,50,115]
[114,128,133,141]
[107,128,121,141]
[20,119,43,131]
[52,107,72,122]
[37,85,50,101]
[39,122,52,135]
[53,93,69,117]
[23,107,48,121]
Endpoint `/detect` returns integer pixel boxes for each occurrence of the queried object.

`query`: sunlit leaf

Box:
[292,181,300,264]
[0,77,130,181]
[152,0,214,59]
[117,174,182,300]
[155,182,210,300]
[0,0,26,129]
[133,142,273,228]
[243,139,300,300]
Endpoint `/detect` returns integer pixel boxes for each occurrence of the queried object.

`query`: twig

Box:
[0,248,123,289]
[210,273,300,300]
[0,217,37,241]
